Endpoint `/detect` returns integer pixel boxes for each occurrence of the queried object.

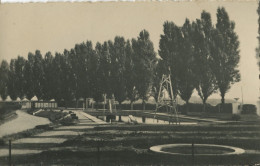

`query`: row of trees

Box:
[0,7,240,110]
[0,31,157,109]
[157,7,240,108]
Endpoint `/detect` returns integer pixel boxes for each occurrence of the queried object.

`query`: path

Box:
[0,110,51,138]
[0,110,107,159]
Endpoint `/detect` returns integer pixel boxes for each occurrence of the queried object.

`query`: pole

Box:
[241,86,244,105]
[9,140,11,166]
[191,140,194,166]
[241,86,244,112]
[97,140,100,166]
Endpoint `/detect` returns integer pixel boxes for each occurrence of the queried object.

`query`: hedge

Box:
[91,102,234,114]
[241,104,257,115]
[0,102,22,119]
[56,100,257,115]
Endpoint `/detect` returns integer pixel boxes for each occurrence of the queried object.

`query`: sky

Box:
[0,1,259,104]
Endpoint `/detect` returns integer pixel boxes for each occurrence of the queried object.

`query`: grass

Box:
[0,109,259,165]
[0,109,18,126]
[7,150,260,165]
[1,122,260,165]
[0,123,56,146]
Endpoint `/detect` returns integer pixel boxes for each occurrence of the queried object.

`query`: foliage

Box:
[132,30,157,110]
[1,7,241,109]
[231,114,241,121]
[42,52,54,100]
[152,60,166,102]
[193,11,218,107]
[8,59,17,100]
[241,104,257,115]
[177,19,196,104]
[110,37,127,106]
[0,102,21,119]
[23,53,35,100]
[0,60,9,100]
[125,40,138,109]
[211,7,240,104]
[159,21,182,97]
[33,50,44,100]
[159,20,196,104]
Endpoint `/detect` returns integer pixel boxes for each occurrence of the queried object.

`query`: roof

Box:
[31,96,38,101]
[5,96,12,102]
[22,98,29,101]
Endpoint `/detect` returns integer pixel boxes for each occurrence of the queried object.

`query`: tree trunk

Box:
[84,98,86,110]
[203,98,206,112]
[221,92,225,112]
[119,101,122,111]
[130,101,134,110]
[221,93,225,104]
[185,100,189,113]
[103,100,106,111]
[142,100,146,111]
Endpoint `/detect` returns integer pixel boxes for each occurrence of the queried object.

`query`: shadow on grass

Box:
[1,149,260,165]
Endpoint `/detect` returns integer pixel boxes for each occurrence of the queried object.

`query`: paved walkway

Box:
[0,110,106,158]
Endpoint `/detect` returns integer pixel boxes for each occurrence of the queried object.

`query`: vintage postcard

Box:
[0,1,260,165]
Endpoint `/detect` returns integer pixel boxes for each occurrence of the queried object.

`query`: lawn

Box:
[2,122,260,165]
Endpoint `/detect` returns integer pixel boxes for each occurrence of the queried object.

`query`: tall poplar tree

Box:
[132,30,157,110]
[8,59,17,100]
[125,40,138,110]
[42,52,54,100]
[110,36,127,109]
[33,50,44,100]
[14,56,26,99]
[0,60,9,100]
[159,21,183,98]
[193,11,217,109]
[212,7,240,104]
[177,19,196,104]
[24,53,35,100]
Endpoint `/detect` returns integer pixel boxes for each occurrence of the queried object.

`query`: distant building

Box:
[32,100,57,109]
[21,96,57,109]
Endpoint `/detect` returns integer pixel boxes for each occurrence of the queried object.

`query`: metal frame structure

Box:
[154,74,179,125]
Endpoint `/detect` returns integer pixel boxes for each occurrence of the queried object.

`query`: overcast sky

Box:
[0,1,258,104]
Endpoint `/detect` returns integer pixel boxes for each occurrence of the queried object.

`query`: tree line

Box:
[0,7,240,110]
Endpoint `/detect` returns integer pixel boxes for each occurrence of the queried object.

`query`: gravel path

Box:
[0,110,104,158]
[0,110,51,138]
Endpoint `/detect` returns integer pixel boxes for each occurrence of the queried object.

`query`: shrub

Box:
[0,102,22,119]
[35,124,53,130]
[215,103,232,114]
[0,139,5,146]
[241,104,257,115]
[27,108,35,115]
[177,103,215,114]
[232,114,241,121]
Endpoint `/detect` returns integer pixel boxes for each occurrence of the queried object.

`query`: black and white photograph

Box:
[0,1,260,165]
